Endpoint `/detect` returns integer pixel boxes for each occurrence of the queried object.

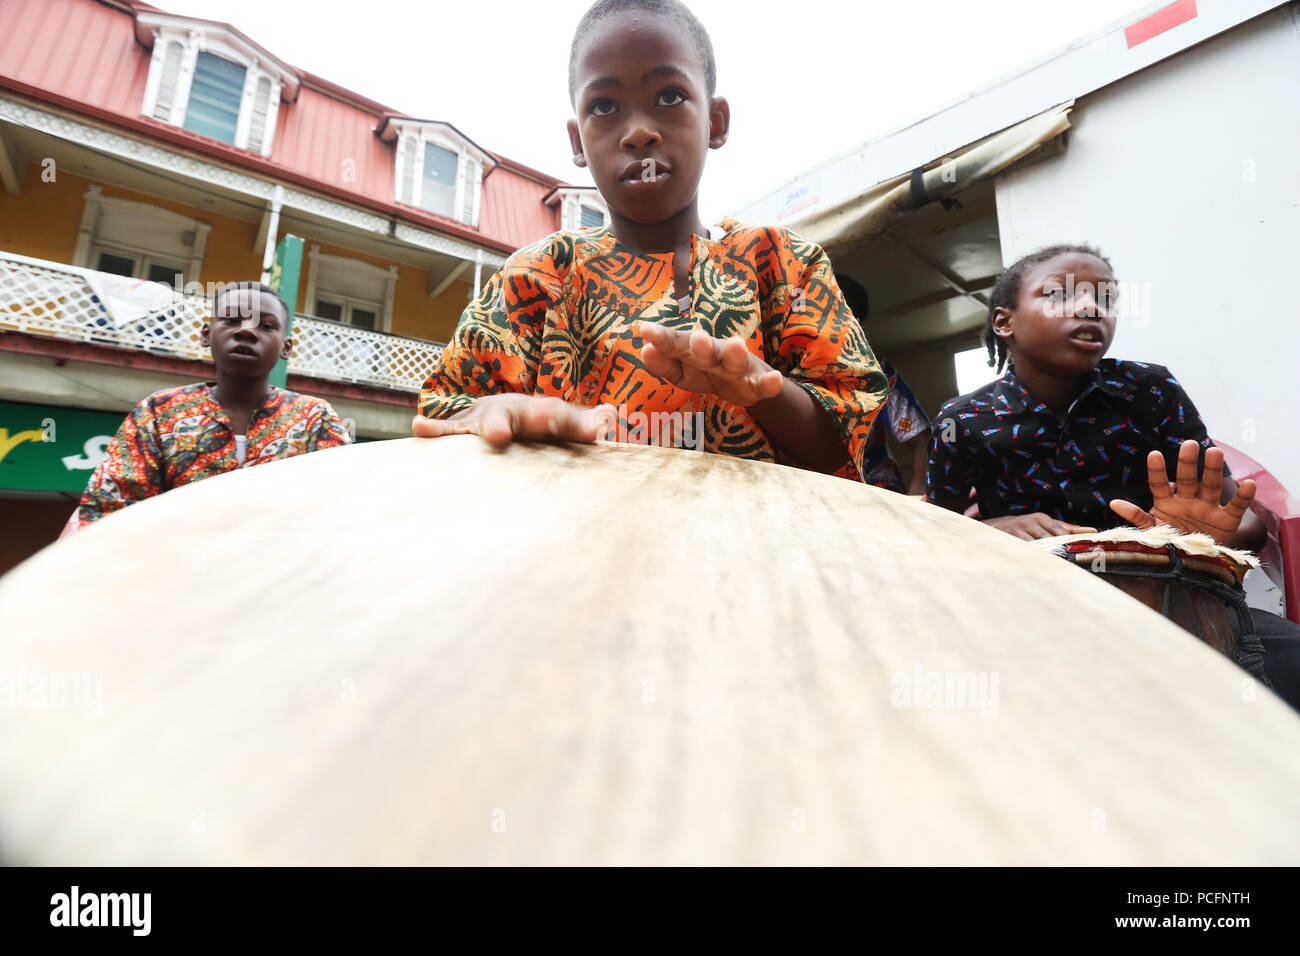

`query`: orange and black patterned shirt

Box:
[418,220,888,480]
[79,383,350,525]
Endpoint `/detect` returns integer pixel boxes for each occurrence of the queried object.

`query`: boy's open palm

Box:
[411,395,615,448]
[639,323,783,408]
[1108,440,1256,545]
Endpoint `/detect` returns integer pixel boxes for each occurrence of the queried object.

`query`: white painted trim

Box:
[305,244,396,333]
[303,242,321,317]
[453,145,466,224]
[140,32,169,121]
[72,185,102,268]
[547,187,606,231]
[73,184,210,284]
[135,11,301,94]
[232,59,259,150]
[142,26,283,155]
[380,118,496,169]
[470,160,482,227]
[384,265,398,331]
[411,139,425,210]
[168,33,202,130]
[259,81,281,158]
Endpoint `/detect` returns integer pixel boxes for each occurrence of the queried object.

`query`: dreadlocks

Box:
[981,244,1112,373]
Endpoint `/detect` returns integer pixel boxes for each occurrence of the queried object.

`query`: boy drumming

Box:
[412,0,887,480]
[926,245,1298,705]
[79,282,351,526]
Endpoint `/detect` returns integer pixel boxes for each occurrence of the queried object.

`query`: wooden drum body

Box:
[1039,528,1258,663]
[1040,528,1263,671]
[1,437,1299,865]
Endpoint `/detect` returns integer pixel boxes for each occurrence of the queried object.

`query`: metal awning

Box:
[791,102,1073,258]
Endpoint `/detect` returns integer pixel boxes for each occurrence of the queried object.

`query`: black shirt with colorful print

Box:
[925,359,1225,530]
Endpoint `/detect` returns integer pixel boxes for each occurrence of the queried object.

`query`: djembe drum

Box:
[1035,527,1268,681]
[1,437,1298,866]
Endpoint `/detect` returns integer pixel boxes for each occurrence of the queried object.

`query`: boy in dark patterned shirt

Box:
[927,245,1299,708]
[927,245,1260,547]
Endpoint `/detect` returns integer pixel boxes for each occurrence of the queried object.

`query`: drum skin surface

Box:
[1,436,1298,866]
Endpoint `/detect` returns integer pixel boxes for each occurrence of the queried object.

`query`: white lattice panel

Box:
[0,252,443,392]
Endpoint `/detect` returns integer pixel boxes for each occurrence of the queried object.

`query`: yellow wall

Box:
[0,162,83,264]
[0,164,262,283]
[0,162,472,343]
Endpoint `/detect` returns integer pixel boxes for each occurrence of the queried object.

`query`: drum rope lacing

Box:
[1073,544,1272,687]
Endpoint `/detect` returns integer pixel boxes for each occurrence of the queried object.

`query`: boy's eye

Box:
[1044,287,1066,300]
[260,322,274,331]
[588,98,616,117]
[657,88,687,107]
[220,317,240,325]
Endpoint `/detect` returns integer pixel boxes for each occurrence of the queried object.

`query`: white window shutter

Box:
[398,135,418,205]
[153,41,184,123]
[457,157,478,223]
[456,153,470,223]
[245,75,273,154]
[469,160,483,227]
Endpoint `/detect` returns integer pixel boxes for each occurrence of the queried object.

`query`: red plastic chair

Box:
[1215,440,1300,626]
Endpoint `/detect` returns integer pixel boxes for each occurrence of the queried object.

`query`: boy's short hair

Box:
[568,0,717,104]
[982,244,1112,373]
[211,281,291,330]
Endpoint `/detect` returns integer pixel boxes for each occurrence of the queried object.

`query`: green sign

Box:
[268,234,304,389]
[0,401,126,493]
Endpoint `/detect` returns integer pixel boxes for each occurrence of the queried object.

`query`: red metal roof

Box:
[0,0,571,252]
[481,164,562,245]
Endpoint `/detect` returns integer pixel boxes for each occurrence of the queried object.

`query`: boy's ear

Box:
[991,307,1015,339]
[200,321,211,347]
[280,337,293,360]
[566,119,587,168]
[708,96,730,149]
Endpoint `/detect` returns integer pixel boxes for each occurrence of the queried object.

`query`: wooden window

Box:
[183,52,246,145]
[421,145,459,218]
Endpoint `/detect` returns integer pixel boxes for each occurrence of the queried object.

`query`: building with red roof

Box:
[0,0,607,569]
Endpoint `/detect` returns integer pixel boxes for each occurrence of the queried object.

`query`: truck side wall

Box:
[994,6,1300,492]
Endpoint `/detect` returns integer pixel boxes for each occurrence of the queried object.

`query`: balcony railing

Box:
[0,251,445,392]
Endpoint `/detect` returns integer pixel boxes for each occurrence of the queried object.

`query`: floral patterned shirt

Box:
[79,383,350,525]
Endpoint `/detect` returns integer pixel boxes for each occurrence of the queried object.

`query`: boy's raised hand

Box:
[1108,440,1256,545]
[639,323,783,408]
[411,395,615,449]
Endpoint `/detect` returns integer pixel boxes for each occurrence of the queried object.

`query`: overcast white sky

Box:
[172,0,1147,219]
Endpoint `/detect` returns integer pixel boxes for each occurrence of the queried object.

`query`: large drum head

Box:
[1,437,1298,864]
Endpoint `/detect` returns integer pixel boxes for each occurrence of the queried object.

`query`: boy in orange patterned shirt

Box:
[79,282,351,525]
[414,0,887,480]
